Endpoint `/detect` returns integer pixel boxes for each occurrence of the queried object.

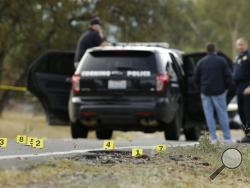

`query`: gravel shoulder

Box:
[0,141,249,188]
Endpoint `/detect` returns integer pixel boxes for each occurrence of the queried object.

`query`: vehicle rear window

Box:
[77,51,157,73]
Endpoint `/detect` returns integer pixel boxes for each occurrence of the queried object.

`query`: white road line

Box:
[0,143,198,161]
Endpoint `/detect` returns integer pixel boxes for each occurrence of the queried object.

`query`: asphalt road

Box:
[0,138,198,168]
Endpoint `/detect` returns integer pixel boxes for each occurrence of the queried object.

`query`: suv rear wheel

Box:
[96,129,113,139]
[164,105,183,140]
[184,125,201,141]
[70,121,88,139]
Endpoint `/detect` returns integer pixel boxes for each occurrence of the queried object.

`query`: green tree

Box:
[2,0,249,116]
[0,0,94,115]
[187,0,250,56]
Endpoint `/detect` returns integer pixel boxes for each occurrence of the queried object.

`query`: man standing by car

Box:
[194,43,233,143]
[233,37,250,143]
[74,17,105,67]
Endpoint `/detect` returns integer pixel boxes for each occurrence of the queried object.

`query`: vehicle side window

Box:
[166,62,178,82]
[36,52,75,75]
[158,52,171,71]
[169,53,183,80]
[183,56,201,76]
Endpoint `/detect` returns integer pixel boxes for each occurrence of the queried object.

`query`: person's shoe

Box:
[237,136,250,143]
[223,139,236,144]
[211,139,219,144]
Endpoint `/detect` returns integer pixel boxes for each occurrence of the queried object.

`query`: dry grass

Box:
[0,111,70,138]
[0,144,249,188]
[0,111,154,139]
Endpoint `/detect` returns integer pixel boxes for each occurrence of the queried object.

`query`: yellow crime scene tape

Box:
[0,85,27,92]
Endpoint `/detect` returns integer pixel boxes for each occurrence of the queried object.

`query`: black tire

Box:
[96,129,113,140]
[184,126,201,141]
[164,106,183,140]
[70,121,88,139]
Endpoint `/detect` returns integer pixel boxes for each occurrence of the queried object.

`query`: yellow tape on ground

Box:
[0,85,27,92]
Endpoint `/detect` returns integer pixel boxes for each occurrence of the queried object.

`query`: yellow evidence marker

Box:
[32,138,44,149]
[155,144,167,153]
[132,148,143,157]
[103,140,115,150]
[16,135,27,144]
[26,137,37,146]
[0,138,8,148]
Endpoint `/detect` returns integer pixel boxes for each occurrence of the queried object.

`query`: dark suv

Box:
[27,43,234,140]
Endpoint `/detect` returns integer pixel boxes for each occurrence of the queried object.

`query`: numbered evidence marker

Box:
[26,137,37,147]
[16,135,27,144]
[155,144,167,153]
[102,140,115,150]
[32,138,44,149]
[0,138,7,148]
[132,148,143,157]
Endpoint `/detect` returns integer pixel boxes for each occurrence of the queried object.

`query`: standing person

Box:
[194,43,233,143]
[74,17,105,67]
[233,37,250,143]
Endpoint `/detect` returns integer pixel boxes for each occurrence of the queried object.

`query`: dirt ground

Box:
[0,144,249,188]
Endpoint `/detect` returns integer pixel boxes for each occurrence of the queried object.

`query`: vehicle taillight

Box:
[156,74,170,92]
[71,74,80,93]
[136,112,154,116]
[81,112,97,116]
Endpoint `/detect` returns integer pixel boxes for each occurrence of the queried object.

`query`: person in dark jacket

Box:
[233,37,250,143]
[194,43,233,143]
[74,17,105,67]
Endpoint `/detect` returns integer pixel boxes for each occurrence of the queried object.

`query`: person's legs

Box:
[211,92,231,140]
[237,93,246,126]
[243,94,250,136]
[201,94,217,140]
[236,93,250,142]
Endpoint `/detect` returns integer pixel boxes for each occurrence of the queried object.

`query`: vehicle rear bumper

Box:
[69,97,173,130]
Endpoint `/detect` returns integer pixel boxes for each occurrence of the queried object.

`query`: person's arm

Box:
[92,31,102,46]
[223,59,233,89]
[243,54,250,95]
[74,37,86,63]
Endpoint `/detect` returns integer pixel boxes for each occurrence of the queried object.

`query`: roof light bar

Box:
[113,42,170,48]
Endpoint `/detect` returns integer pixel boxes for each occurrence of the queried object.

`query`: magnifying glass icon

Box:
[210,148,242,180]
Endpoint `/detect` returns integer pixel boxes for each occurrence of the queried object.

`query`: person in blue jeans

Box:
[194,43,234,143]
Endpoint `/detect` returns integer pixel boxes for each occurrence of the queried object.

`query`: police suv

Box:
[27,43,234,140]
